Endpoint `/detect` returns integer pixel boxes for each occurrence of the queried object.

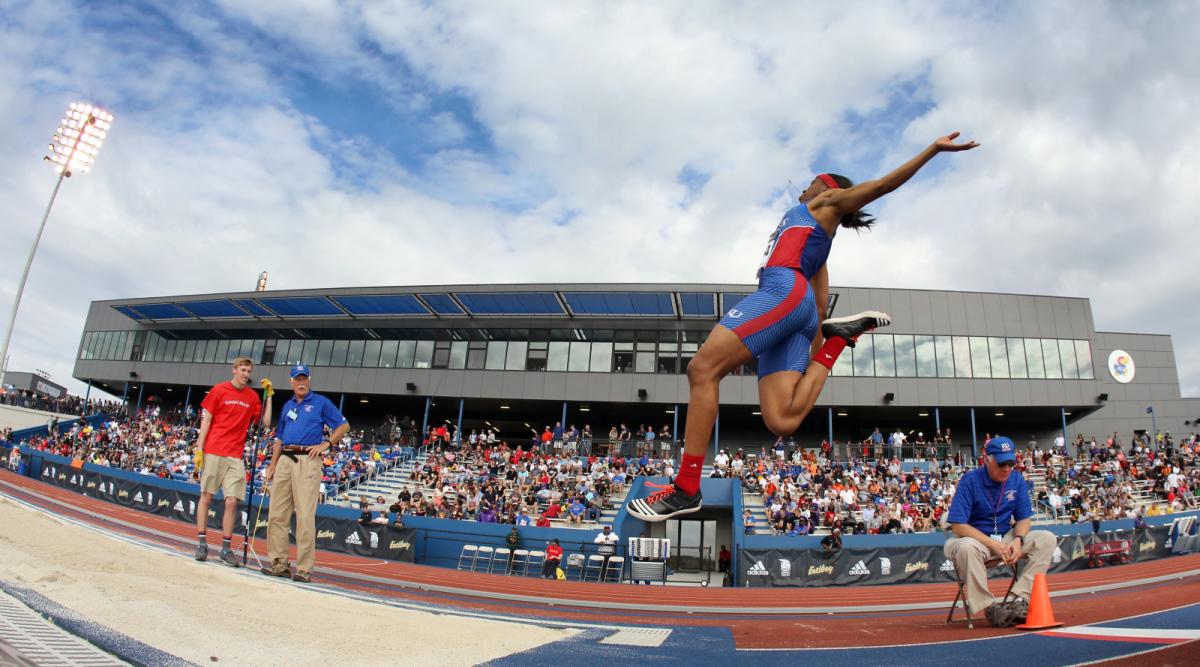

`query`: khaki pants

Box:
[944,529,1055,614]
[266,454,322,573]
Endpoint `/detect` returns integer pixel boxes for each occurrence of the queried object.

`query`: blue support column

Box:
[561,401,567,430]
[134,383,144,417]
[672,404,678,443]
[1060,407,1069,450]
[827,408,834,452]
[713,413,719,457]
[934,407,941,433]
[184,385,192,413]
[421,396,432,445]
[338,393,345,414]
[83,381,91,406]
[970,407,978,462]
[457,398,465,445]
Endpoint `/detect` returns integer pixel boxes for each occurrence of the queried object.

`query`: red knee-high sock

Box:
[813,336,849,370]
[674,454,706,496]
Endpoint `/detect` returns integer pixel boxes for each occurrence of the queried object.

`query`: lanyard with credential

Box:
[987,476,1009,536]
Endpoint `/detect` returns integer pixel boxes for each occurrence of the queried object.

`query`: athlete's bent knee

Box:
[762,414,799,438]
[687,355,720,386]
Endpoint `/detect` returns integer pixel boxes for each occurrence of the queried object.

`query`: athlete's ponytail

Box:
[823,173,876,230]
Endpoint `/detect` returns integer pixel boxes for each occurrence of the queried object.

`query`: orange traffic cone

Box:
[1016,572,1063,630]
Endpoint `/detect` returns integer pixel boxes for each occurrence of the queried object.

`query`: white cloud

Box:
[0,0,1197,401]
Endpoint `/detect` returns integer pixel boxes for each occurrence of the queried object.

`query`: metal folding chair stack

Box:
[474,546,495,572]
[584,554,606,581]
[457,544,479,571]
[946,555,1024,629]
[492,547,512,574]
[603,556,625,583]
[565,553,586,580]
[510,549,529,575]
[525,550,546,576]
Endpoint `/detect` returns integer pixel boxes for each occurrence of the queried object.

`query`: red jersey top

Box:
[200,382,262,458]
[546,544,564,560]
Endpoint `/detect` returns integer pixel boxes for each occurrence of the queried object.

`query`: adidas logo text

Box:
[849,560,869,576]
[345,532,362,546]
[747,560,769,575]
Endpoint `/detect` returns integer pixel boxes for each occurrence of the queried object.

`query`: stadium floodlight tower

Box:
[0,102,114,387]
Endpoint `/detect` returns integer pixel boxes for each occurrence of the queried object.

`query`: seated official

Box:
[944,436,1056,627]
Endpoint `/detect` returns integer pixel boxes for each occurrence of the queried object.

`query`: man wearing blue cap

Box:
[260,364,349,583]
[944,435,1055,626]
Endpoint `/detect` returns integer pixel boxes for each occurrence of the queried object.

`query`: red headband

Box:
[817,173,841,190]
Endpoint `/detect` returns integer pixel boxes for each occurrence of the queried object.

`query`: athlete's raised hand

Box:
[934,131,979,152]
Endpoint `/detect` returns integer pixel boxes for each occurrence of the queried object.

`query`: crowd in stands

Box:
[2,404,405,499]
[7,396,1200,537]
[1030,431,1200,523]
[722,443,961,536]
[721,427,1200,537]
[0,384,121,417]
[357,428,680,528]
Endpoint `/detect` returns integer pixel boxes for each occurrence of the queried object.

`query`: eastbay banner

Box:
[35,461,415,563]
[742,526,1172,587]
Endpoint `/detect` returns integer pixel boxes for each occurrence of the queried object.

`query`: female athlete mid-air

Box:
[629,132,980,521]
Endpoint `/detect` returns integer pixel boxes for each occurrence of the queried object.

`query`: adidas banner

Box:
[741,546,960,588]
[35,461,415,563]
[315,516,416,563]
[742,526,1173,587]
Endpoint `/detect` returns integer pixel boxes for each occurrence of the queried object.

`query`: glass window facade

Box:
[78,328,1104,382]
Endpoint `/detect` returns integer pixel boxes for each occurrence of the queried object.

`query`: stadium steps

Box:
[740,488,774,535]
[598,485,630,526]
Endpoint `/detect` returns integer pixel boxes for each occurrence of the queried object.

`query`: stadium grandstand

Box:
[31,282,1197,583]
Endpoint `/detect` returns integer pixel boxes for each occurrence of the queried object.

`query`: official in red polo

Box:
[195,357,272,566]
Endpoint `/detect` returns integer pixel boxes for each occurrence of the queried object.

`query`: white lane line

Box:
[1045,625,1200,641]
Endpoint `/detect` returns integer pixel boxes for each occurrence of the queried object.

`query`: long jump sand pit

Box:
[0,497,575,665]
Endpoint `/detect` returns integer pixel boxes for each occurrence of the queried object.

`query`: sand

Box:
[0,497,576,666]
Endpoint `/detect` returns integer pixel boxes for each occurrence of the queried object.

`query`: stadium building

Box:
[71,283,1200,457]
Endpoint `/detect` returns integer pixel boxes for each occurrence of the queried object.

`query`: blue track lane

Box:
[485,604,1200,667]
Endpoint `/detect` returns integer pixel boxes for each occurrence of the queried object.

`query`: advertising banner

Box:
[35,461,415,562]
[742,526,1175,587]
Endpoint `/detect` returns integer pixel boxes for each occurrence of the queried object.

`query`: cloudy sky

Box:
[1,0,1197,399]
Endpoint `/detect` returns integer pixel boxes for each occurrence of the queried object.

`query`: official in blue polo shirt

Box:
[944,436,1055,626]
[259,364,349,583]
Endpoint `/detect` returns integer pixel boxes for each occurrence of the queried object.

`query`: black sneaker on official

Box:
[820,311,891,347]
[220,548,240,568]
[627,485,702,522]
[194,544,208,561]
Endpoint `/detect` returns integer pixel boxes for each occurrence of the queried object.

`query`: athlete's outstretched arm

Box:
[817,132,979,217]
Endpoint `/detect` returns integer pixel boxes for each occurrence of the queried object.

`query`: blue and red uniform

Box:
[718,203,831,377]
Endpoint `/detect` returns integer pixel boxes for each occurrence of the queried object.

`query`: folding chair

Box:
[525,550,546,577]
[946,555,1025,629]
[584,554,606,581]
[565,553,586,580]
[474,546,495,573]
[510,549,529,576]
[603,556,625,583]
[491,547,512,574]
[457,544,479,571]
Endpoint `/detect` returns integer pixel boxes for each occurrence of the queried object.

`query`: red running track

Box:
[3,469,1198,649]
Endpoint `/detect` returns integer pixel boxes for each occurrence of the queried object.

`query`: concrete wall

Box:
[0,405,81,432]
